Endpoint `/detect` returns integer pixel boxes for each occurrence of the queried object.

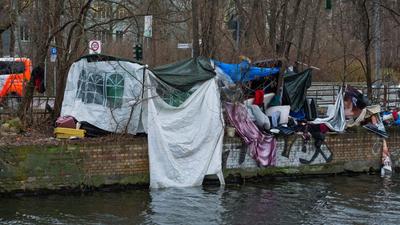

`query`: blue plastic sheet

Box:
[213,60,279,83]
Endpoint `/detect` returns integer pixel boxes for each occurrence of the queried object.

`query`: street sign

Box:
[50,47,57,62]
[89,40,102,54]
[50,47,57,55]
[177,43,191,49]
[144,15,153,38]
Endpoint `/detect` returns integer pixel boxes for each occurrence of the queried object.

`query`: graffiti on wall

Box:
[224,136,334,169]
[281,136,333,165]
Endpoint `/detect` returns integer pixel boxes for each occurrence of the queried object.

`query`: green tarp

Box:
[153,57,216,91]
[283,69,313,112]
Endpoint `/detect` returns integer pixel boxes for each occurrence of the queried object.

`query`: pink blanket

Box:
[225,102,277,166]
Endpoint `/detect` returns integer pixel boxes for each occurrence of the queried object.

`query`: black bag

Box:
[304,98,318,121]
[79,121,110,137]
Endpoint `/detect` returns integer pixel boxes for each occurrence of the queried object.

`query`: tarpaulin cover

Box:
[146,75,225,188]
[282,69,313,112]
[152,56,216,91]
[61,55,145,134]
[311,88,346,132]
[213,60,279,83]
[225,102,277,166]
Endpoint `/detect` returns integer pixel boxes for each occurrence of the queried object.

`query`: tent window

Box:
[106,73,124,108]
[77,70,87,99]
[85,73,104,105]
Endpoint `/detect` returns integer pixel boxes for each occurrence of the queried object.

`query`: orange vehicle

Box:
[0,57,32,105]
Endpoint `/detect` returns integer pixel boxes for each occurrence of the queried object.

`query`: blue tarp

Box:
[213,60,279,83]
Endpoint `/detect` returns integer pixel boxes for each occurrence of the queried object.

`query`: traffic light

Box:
[325,0,332,10]
[134,44,143,61]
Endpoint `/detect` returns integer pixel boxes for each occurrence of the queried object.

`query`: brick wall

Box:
[0,139,150,193]
[224,128,400,174]
[1,129,400,193]
[81,141,148,176]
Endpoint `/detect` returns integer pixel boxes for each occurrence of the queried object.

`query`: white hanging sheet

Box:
[311,88,346,132]
[146,76,225,188]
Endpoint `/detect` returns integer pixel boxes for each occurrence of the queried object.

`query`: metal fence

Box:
[307,83,400,111]
[0,96,55,124]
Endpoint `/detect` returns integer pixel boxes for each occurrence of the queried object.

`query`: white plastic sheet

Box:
[146,76,225,188]
[61,58,145,134]
[311,88,346,132]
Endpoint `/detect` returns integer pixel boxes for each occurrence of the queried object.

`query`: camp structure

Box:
[61,55,225,188]
[61,54,146,134]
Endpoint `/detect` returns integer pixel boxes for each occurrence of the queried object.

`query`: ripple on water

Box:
[1,175,400,225]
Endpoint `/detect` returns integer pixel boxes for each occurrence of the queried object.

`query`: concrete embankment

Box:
[1,128,399,194]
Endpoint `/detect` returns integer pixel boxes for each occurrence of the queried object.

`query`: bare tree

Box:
[307,0,323,65]
[200,0,219,58]
[351,0,373,98]
[192,0,199,57]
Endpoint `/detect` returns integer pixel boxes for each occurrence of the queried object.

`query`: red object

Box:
[56,116,77,129]
[253,90,264,106]
[319,124,330,133]
[392,111,398,121]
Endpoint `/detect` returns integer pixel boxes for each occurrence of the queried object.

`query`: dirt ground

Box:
[0,126,146,147]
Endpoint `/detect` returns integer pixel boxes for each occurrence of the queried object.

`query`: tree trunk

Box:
[307,0,323,65]
[18,0,51,122]
[191,0,199,57]
[200,0,218,58]
[243,0,258,53]
[373,0,381,83]
[277,0,288,56]
[9,24,14,56]
[284,0,302,60]
[253,0,268,57]
[234,0,245,53]
[53,65,69,119]
[365,46,373,98]
[267,0,279,55]
[296,3,310,65]
[53,0,93,118]
[0,33,3,56]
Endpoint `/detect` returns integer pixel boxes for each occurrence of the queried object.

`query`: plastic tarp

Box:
[146,75,225,188]
[61,56,145,134]
[152,57,216,91]
[283,69,313,112]
[311,88,346,132]
[213,60,279,83]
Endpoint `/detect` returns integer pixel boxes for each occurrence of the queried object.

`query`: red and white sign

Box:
[89,40,101,54]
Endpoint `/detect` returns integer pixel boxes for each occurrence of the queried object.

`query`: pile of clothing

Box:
[215,57,394,173]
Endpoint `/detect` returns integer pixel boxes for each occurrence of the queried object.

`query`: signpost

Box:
[50,47,57,95]
[89,40,102,54]
[50,47,57,62]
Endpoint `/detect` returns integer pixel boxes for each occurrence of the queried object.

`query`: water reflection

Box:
[1,175,400,225]
[0,190,150,225]
[144,187,224,225]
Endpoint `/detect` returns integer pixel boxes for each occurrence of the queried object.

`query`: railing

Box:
[0,96,55,124]
[307,83,400,111]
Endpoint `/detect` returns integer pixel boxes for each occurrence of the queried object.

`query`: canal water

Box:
[1,174,399,225]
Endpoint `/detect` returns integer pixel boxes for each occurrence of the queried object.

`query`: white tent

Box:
[61,55,146,134]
